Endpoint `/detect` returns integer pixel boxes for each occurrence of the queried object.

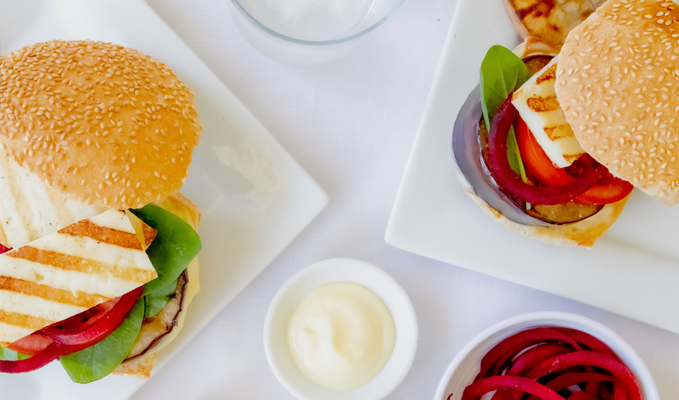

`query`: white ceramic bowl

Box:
[264,258,418,400]
[434,312,659,400]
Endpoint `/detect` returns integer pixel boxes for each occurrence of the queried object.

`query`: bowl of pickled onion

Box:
[434,312,658,400]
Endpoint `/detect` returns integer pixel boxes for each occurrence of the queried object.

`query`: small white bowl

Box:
[264,258,418,400]
[434,312,659,400]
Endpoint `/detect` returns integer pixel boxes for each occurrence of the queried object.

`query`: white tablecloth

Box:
[134,0,679,398]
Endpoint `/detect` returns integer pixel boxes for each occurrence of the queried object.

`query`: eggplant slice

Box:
[124,269,189,362]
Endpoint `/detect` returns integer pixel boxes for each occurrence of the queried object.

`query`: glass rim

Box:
[230,0,406,46]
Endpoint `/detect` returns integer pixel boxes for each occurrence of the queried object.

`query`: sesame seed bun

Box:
[555,0,679,205]
[0,40,201,209]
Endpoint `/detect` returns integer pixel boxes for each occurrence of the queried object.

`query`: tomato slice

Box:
[575,170,633,205]
[514,116,572,187]
[514,116,633,205]
[6,334,53,357]
[7,293,124,356]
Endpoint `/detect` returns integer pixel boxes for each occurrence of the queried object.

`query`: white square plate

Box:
[0,0,328,399]
[386,0,679,335]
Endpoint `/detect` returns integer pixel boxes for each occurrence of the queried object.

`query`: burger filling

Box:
[477,45,633,224]
[0,197,201,383]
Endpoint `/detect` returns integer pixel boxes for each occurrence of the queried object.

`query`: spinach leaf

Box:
[0,347,29,361]
[130,204,201,296]
[144,277,178,318]
[479,45,530,131]
[60,297,145,384]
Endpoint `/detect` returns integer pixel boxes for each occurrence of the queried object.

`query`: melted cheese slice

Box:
[0,153,105,249]
[0,209,158,345]
[512,56,585,168]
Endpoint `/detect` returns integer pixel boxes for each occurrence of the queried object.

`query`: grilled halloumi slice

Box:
[0,209,158,346]
[512,56,585,168]
[0,153,105,249]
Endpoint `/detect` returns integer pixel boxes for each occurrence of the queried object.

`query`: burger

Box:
[0,40,202,382]
[453,0,679,246]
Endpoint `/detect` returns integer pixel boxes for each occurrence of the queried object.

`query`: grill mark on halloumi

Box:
[0,277,107,309]
[535,64,557,84]
[0,309,52,331]
[544,125,576,140]
[6,247,156,284]
[59,220,143,250]
[526,95,560,112]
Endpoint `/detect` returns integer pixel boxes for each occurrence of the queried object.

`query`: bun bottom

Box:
[466,190,628,247]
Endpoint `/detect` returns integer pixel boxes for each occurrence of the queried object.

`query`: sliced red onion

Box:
[452,87,550,226]
[465,328,643,400]
[0,343,61,374]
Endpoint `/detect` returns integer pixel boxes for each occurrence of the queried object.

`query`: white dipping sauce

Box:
[286,282,396,391]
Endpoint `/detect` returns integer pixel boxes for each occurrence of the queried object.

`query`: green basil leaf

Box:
[507,126,531,208]
[0,347,29,361]
[60,296,145,384]
[479,45,530,131]
[130,204,201,296]
[144,277,178,318]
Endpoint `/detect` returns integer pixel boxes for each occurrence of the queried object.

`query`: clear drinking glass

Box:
[228,0,405,65]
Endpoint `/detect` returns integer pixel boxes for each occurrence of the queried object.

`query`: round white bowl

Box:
[264,258,418,400]
[434,312,659,400]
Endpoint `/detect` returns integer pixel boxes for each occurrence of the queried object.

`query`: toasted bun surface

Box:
[556,0,679,205]
[466,190,629,247]
[0,40,201,209]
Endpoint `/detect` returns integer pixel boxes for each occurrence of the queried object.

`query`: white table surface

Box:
[132,0,679,399]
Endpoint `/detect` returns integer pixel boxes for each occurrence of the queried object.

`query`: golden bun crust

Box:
[466,190,628,247]
[0,40,201,209]
[113,353,157,379]
[555,0,679,205]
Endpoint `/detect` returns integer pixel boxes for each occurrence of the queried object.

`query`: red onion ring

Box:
[487,97,603,205]
[463,376,564,400]
[526,351,642,400]
[463,327,643,400]
[0,343,61,374]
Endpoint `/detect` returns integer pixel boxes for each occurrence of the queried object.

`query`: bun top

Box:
[555,0,679,205]
[0,40,201,209]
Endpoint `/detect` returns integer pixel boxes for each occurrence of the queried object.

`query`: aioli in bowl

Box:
[286,282,396,391]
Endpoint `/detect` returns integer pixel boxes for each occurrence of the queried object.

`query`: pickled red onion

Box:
[464,327,643,400]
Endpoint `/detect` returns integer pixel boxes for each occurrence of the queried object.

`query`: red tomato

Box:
[575,171,633,205]
[514,116,633,205]
[7,298,118,355]
[514,117,572,187]
[7,333,53,356]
